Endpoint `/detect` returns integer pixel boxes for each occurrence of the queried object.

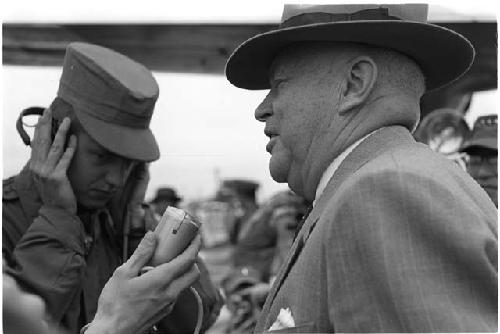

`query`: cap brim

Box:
[461,138,498,151]
[74,108,160,162]
[225,20,474,91]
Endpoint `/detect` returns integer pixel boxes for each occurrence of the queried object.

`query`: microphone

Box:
[151,206,201,266]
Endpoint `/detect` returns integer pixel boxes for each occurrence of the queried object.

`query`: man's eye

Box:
[275,80,287,88]
[271,79,287,90]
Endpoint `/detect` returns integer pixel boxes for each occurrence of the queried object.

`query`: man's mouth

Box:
[265,130,279,153]
[89,189,115,199]
[266,136,278,153]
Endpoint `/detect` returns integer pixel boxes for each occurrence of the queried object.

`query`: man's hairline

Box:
[267,41,424,80]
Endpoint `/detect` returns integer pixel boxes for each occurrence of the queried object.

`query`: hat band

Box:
[280,8,401,29]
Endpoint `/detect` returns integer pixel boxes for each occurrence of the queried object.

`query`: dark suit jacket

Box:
[255,126,497,333]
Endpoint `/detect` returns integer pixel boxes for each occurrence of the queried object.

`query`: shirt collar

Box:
[313,129,379,206]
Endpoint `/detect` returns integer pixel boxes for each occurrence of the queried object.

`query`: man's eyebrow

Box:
[269,60,283,81]
[269,68,289,84]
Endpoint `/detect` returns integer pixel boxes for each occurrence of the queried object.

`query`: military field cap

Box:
[57,42,160,162]
[226,3,475,91]
[461,115,498,152]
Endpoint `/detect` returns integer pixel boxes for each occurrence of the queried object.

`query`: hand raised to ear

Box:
[29,108,78,214]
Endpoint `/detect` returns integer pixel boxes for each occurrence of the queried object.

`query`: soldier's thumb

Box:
[126,231,156,274]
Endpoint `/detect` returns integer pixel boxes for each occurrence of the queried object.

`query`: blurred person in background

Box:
[221,190,308,333]
[215,179,259,244]
[233,190,308,282]
[150,187,183,217]
[461,114,498,206]
[413,108,470,169]
[3,42,220,334]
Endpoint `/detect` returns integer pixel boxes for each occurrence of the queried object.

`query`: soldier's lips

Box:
[89,189,115,199]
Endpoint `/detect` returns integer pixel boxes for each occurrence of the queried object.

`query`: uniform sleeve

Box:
[324,169,497,332]
[4,205,87,324]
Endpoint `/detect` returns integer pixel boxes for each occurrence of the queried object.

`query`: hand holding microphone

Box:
[86,231,201,334]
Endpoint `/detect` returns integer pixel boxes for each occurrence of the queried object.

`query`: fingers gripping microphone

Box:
[151,206,201,266]
[147,207,204,334]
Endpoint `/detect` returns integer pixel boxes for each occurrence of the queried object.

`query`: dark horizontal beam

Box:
[2,22,497,117]
[3,23,497,83]
[3,24,274,74]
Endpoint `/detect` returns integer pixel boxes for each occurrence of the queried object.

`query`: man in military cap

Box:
[226,4,497,332]
[3,42,219,333]
[151,187,183,217]
[461,114,498,206]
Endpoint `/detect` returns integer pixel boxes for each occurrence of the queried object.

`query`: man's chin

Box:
[269,159,289,184]
[270,173,287,183]
[77,197,110,210]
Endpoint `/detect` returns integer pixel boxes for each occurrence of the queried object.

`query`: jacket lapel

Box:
[261,126,414,319]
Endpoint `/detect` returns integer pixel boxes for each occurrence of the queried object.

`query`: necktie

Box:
[294,204,313,240]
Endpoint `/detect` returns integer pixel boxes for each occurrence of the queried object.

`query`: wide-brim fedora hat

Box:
[226,4,475,91]
[58,42,160,162]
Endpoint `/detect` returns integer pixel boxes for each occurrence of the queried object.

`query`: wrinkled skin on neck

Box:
[256,44,420,201]
[301,92,420,201]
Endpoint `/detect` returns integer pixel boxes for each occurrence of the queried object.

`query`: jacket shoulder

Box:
[3,176,19,201]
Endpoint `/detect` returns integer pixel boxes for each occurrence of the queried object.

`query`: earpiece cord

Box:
[190,287,204,334]
[137,270,204,334]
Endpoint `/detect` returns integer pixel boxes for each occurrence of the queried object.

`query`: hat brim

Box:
[226,20,474,91]
[74,108,160,162]
[152,196,182,203]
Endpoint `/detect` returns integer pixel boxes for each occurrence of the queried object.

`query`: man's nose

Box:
[104,162,127,188]
[255,92,273,122]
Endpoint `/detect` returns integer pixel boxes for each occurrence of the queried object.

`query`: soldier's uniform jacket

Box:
[3,165,122,333]
[3,165,223,334]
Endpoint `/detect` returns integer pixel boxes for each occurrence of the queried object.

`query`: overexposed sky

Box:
[2,0,497,22]
[2,0,498,203]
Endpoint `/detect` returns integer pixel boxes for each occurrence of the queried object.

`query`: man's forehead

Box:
[269,46,310,79]
[79,130,137,162]
[269,42,354,80]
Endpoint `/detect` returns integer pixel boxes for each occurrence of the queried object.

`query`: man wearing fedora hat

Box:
[151,187,183,217]
[3,43,220,333]
[226,4,497,333]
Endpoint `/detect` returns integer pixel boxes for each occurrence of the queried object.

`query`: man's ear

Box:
[338,56,378,114]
